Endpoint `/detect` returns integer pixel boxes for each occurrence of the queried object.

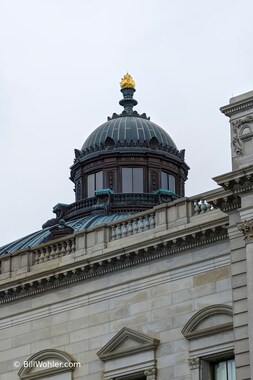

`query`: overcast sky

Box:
[1,0,253,246]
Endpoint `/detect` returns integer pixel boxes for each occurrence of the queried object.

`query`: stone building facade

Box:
[1,76,253,380]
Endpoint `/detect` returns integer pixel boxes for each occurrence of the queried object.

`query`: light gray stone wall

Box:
[0,240,232,380]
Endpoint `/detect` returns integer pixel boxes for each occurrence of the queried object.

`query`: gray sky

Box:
[1,0,253,246]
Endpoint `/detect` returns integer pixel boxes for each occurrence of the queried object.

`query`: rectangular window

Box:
[214,359,236,380]
[122,168,143,193]
[161,171,175,193]
[122,168,132,193]
[87,173,95,198]
[87,171,103,197]
[161,171,167,190]
[96,171,103,191]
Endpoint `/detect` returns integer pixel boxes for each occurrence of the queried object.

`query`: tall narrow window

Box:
[161,171,175,193]
[87,171,103,197]
[122,168,143,193]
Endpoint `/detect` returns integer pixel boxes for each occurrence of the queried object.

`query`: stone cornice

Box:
[209,194,241,213]
[213,166,253,192]
[0,224,228,304]
[220,96,253,116]
[237,218,253,243]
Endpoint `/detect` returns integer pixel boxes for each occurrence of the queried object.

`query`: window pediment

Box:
[182,304,233,340]
[97,327,159,379]
[18,349,75,380]
[97,327,159,361]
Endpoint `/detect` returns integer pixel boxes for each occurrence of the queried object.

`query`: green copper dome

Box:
[81,116,178,151]
[81,75,180,157]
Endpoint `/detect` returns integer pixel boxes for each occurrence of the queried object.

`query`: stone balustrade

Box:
[192,199,213,215]
[0,189,221,277]
[33,237,76,264]
[110,213,156,241]
[65,197,97,218]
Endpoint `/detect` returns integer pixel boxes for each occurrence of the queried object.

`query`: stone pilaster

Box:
[220,91,253,171]
[188,357,200,380]
[237,218,253,380]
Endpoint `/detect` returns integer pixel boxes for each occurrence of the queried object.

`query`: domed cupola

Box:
[67,74,189,219]
[80,74,180,160]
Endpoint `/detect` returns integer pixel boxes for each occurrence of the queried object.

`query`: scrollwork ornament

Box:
[232,116,253,156]
[232,124,243,156]
[237,218,253,243]
[188,357,200,370]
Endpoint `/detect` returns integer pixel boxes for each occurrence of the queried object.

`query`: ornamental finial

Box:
[120,73,135,89]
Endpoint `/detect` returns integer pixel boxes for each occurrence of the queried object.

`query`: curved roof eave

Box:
[0,213,131,256]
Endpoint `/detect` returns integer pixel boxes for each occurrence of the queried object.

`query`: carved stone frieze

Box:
[237,218,253,243]
[188,357,200,370]
[231,116,253,156]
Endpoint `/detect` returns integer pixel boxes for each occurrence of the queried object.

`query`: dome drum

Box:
[71,150,188,197]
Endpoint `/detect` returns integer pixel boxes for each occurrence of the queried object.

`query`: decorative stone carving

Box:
[144,367,157,380]
[188,357,200,370]
[232,116,253,156]
[210,195,241,212]
[237,218,253,243]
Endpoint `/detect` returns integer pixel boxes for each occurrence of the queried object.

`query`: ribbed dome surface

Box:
[0,214,130,255]
[81,116,177,151]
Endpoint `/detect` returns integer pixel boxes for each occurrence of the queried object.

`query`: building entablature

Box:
[0,189,229,304]
[213,165,253,194]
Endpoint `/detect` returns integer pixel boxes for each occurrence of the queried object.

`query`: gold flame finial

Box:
[120,73,135,89]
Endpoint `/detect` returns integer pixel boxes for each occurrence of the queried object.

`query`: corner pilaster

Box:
[237,218,253,380]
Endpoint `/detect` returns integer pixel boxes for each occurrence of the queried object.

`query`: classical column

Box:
[237,218,253,379]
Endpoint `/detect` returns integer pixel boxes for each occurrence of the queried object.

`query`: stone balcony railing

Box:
[0,188,225,281]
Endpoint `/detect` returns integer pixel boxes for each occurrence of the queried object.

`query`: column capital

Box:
[144,368,157,380]
[237,218,253,243]
[188,357,200,370]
